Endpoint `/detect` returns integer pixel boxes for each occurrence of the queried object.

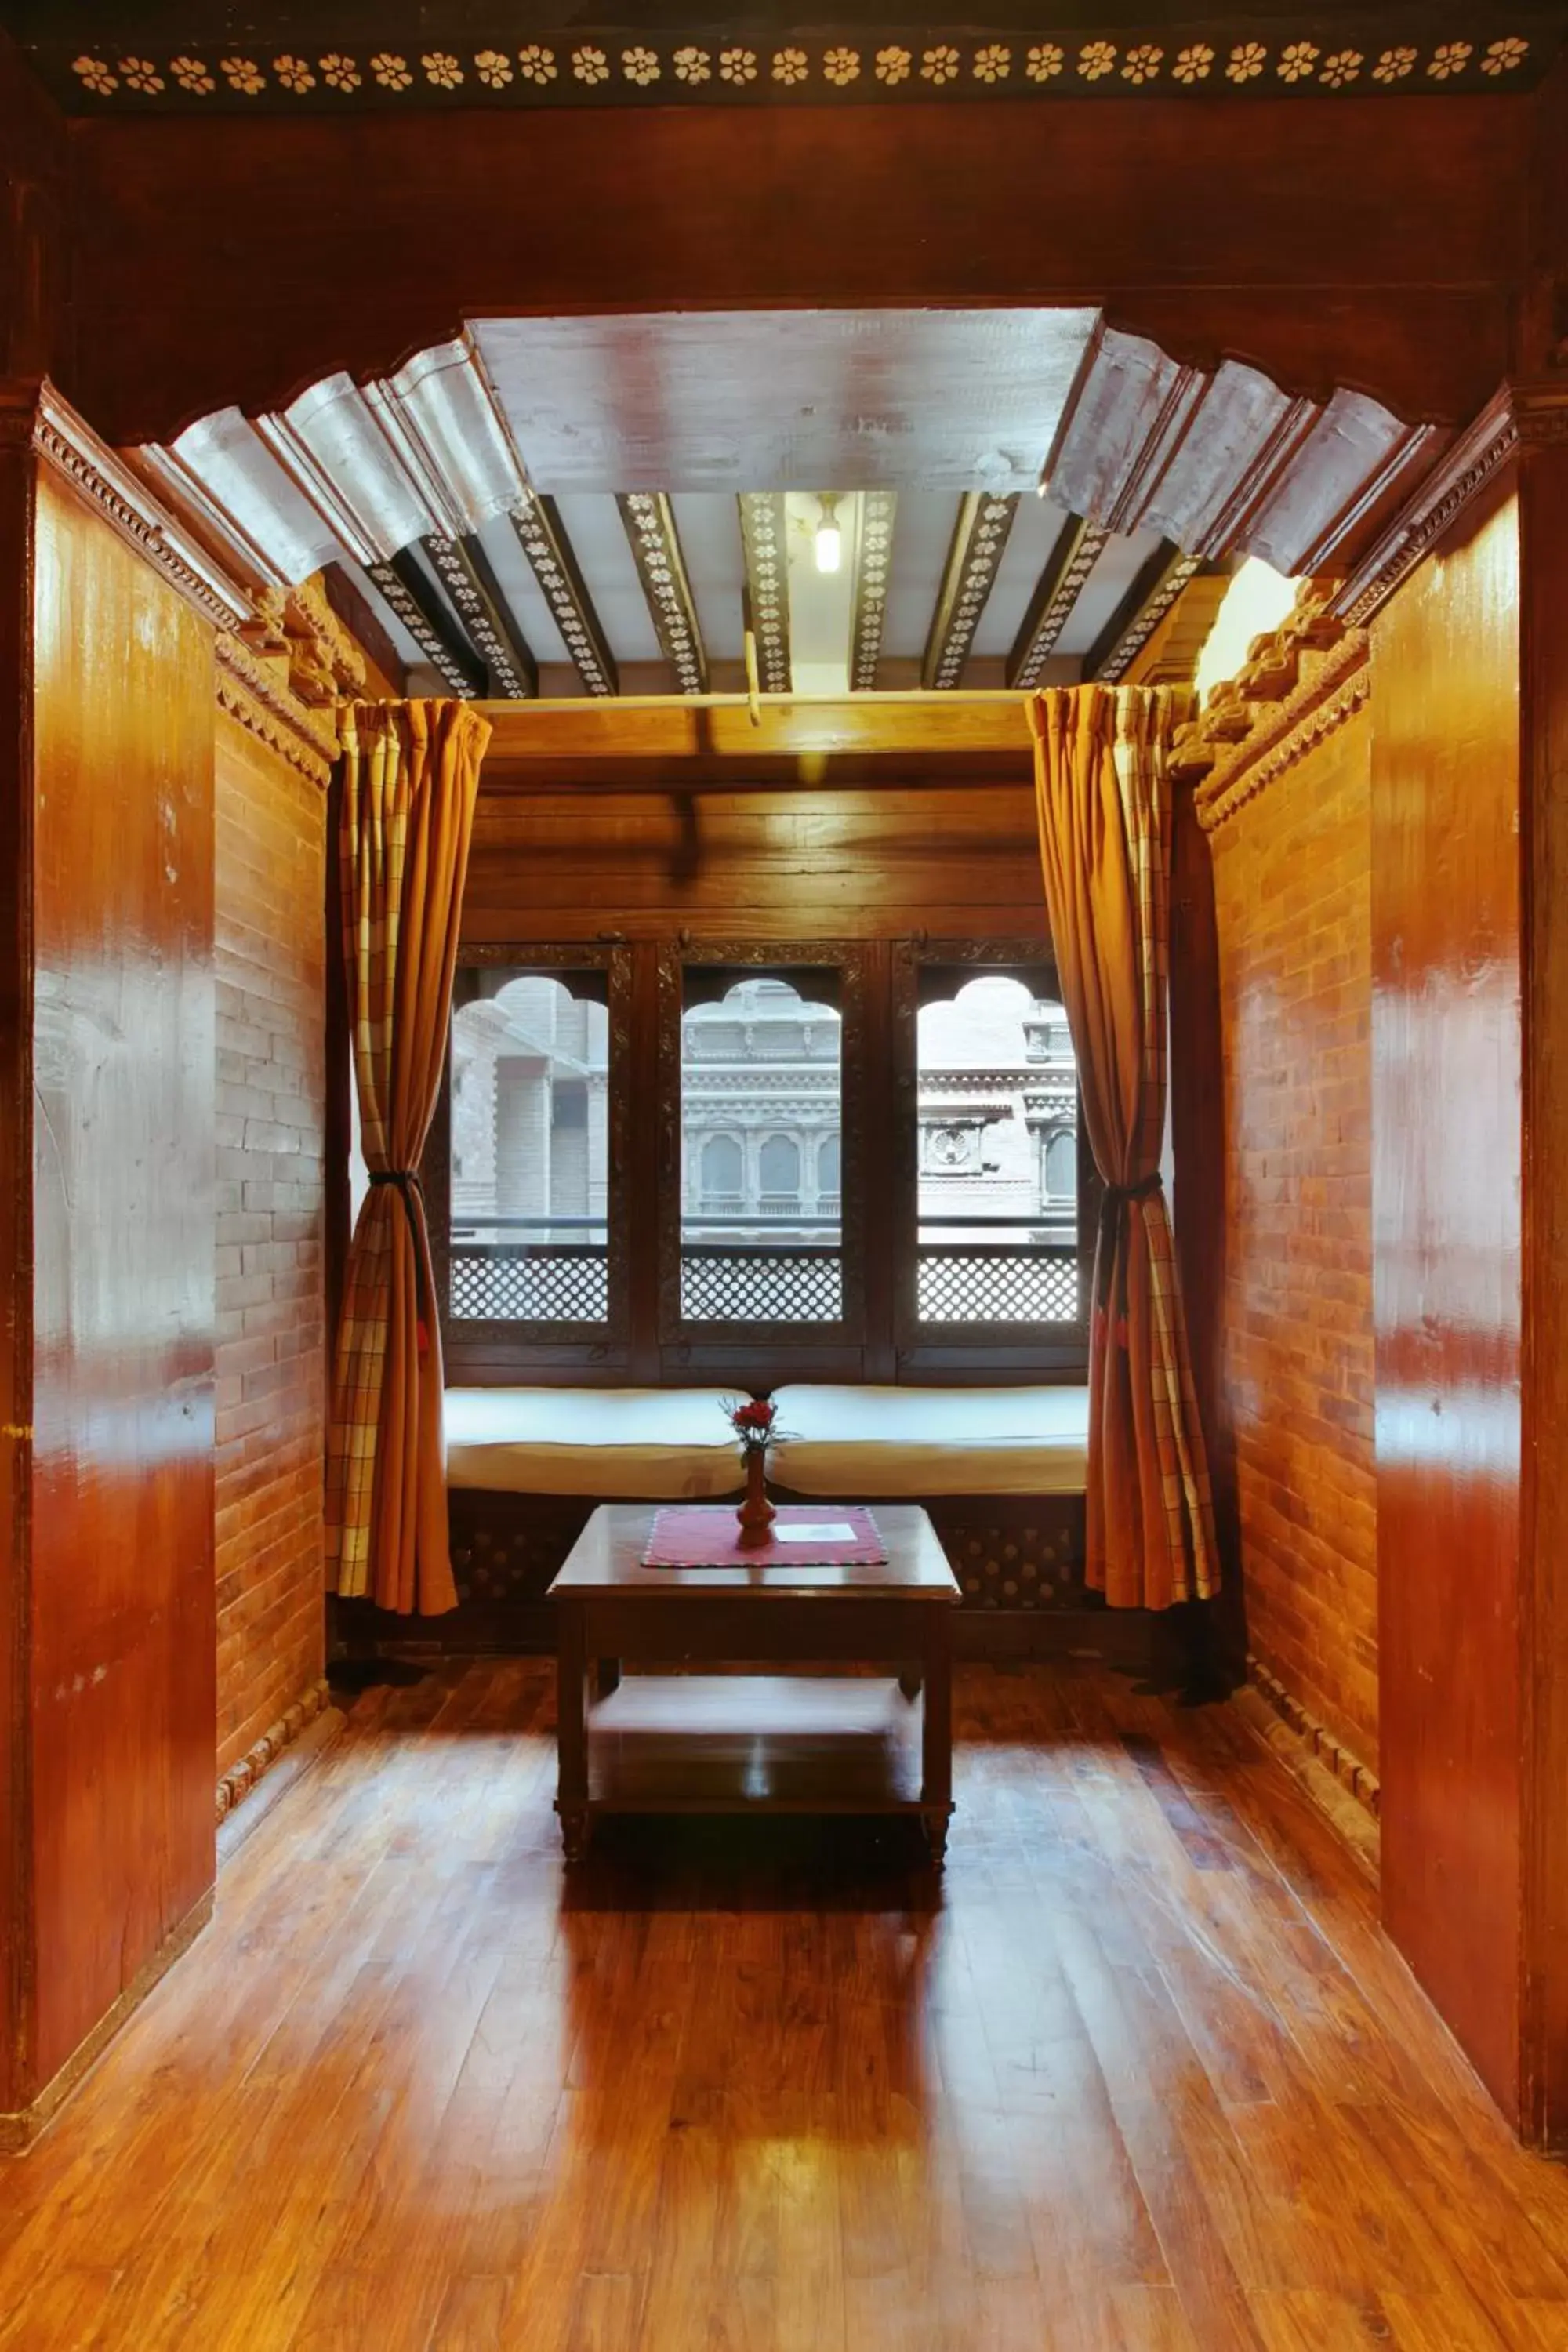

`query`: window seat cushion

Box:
[445,1382,1090,1501]
[769,1383,1090,1499]
[444,1387,744,1499]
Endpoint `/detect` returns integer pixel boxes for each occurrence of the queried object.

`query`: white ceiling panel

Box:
[880,492,962,666]
[550,492,663,664]
[670,494,745,662]
[474,309,1099,494]
[967,493,1073,662]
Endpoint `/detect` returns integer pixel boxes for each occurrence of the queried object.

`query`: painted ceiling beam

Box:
[1082,540,1207,684]
[848,491,897,692]
[510,490,619,696]
[617,492,709,695]
[371,550,489,696]
[1005,510,1111,689]
[737,493,792,695]
[920,492,1018,691]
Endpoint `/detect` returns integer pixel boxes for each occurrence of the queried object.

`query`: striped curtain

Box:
[1029,685,1218,1610]
[325,700,491,1613]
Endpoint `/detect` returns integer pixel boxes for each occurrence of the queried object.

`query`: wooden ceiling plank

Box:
[476,692,1035,766]
[617,492,709,695]
[920,492,1019,691]
[510,489,619,697]
[848,490,896,691]
[423,532,537,697]
[370,549,486,696]
[737,492,792,695]
[1083,541,1208,684]
[1005,511,1111,689]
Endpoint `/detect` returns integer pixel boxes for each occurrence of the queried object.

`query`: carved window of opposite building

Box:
[446,964,618,1329]
[909,962,1088,1338]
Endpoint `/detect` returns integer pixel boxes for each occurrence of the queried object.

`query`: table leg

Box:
[898,1665,923,1701]
[557,1600,590,1861]
[921,1606,953,1866]
[596,1657,622,1698]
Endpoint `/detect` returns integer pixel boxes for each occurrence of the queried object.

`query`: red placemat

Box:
[641,1504,888,1568]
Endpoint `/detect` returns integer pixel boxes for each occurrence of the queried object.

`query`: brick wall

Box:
[213,712,327,1782]
[1210,711,1379,1773]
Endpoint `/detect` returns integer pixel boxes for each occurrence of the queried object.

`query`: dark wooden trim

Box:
[1006,512,1110,688]
[367,552,484,694]
[849,490,897,692]
[510,491,618,696]
[1083,540,1205,683]
[737,492,791,695]
[921,492,1018,691]
[423,532,536,698]
[617,493,708,694]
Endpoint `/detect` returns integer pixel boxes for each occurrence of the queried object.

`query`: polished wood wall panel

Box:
[1210,711,1378,1773]
[462,780,1046,947]
[28,464,216,2096]
[64,97,1527,445]
[0,409,38,2122]
[1370,475,1523,2123]
[213,712,325,1784]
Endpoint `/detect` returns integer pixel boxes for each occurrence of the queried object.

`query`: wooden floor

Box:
[3,1662,1568,2352]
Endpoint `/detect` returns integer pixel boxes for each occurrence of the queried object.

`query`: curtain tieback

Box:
[1094,1171,1163,1322]
[368,1170,430,1335]
[1102,1172,1163,1206]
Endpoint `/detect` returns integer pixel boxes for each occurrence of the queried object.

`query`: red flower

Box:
[731,1399,775,1432]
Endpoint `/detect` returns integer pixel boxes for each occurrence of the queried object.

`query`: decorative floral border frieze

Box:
[510,489,619,696]
[215,1676,332,1822]
[849,490,897,692]
[58,28,1544,106]
[738,492,793,695]
[924,492,1018,690]
[617,492,707,694]
[1008,516,1109,689]
[1094,548,1203,684]
[1174,584,1370,833]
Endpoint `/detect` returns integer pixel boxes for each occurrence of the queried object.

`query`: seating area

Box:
[443,1383,1092,1501]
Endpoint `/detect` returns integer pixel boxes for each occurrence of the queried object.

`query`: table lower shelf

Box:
[565,1671,943,1823]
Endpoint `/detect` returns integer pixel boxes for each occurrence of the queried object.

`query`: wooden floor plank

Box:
[0,1661,1563,2352]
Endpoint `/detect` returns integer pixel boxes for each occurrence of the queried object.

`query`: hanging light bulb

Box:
[814,492,842,575]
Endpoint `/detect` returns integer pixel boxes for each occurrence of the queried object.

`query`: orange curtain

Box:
[325,700,491,1613]
[1029,684,1218,1610]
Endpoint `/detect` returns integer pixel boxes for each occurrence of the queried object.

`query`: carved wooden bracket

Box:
[245,576,367,706]
[1171,579,1370,833]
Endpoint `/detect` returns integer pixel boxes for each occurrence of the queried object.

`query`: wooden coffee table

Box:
[548,1502,961,1864]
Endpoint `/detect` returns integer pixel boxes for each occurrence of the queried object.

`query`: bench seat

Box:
[444,1382,1089,1502]
[769,1384,1089,1499]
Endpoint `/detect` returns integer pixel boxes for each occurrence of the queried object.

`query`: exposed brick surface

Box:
[1211,715,1378,1771]
[213,713,327,1781]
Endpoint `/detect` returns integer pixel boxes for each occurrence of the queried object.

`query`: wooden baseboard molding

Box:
[216,1675,332,1826]
[1245,1653,1381,1817]
[1234,1660,1381,1886]
[0,1886,215,2155]
[216,1702,347,1867]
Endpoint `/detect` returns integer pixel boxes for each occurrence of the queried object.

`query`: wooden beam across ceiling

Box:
[1005,511,1111,689]
[921,492,1018,691]
[509,487,619,696]
[1083,541,1207,684]
[367,550,486,696]
[848,490,897,691]
[423,532,536,697]
[617,492,709,695]
[737,492,792,695]
[477,691,1033,774]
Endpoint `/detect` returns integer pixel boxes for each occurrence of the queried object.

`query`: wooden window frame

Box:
[891,936,1094,1379]
[655,938,869,1382]
[428,930,1091,1388]
[430,942,633,1381]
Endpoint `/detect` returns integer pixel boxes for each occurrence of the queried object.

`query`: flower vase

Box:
[735,1446,776,1550]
